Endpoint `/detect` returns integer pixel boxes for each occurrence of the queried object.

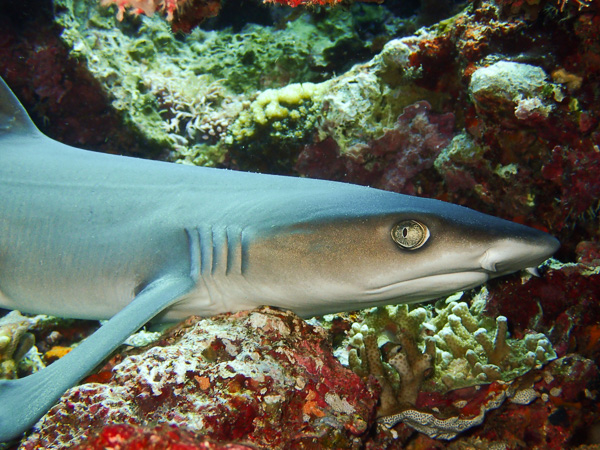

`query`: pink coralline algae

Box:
[21,307,377,449]
[296,101,455,195]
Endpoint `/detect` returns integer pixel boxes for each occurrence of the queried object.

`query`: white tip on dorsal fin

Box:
[0,77,42,139]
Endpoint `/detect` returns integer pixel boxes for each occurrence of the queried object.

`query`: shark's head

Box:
[241,185,559,317]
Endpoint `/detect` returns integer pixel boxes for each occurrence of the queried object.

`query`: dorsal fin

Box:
[0,77,42,138]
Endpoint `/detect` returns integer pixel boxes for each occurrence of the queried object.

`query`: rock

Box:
[21,307,377,449]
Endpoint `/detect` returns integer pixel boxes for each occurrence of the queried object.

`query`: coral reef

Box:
[2,0,600,447]
[335,292,557,438]
[21,307,377,449]
[45,0,415,167]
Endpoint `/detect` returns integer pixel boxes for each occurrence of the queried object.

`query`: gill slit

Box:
[185,225,248,297]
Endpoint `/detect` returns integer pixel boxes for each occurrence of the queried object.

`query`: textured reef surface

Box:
[20,307,377,448]
[1,0,600,448]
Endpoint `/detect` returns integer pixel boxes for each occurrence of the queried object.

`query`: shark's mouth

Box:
[364,271,490,302]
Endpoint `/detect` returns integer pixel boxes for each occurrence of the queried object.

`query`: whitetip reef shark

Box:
[0,77,559,441]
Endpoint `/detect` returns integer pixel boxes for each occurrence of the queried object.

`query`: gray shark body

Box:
[0,78,559,441]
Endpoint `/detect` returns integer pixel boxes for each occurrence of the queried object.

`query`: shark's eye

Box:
[391,220,430,250]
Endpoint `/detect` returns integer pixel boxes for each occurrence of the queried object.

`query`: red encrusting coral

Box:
[100,0,381,31]
[101,0,183,21]
[74,423,255,449]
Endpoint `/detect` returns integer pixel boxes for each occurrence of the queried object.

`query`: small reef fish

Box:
[0,77,559,441]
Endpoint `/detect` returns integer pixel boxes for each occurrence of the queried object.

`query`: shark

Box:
[0,76,559,441]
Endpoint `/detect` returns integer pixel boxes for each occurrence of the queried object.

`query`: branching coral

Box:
[351,332,434,417]
[432,292,556,390]
[339,288,557,436]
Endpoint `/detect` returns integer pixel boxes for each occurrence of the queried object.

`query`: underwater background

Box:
[0,0,599,448]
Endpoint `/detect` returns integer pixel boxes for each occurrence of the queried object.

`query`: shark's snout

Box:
[479,231,560,276]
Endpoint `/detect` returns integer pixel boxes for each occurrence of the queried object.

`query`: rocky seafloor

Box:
[1,0,600,448]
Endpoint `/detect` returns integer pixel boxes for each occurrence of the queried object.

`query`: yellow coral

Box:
[229,82,324,138]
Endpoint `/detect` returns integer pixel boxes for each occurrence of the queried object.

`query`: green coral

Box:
[341,288,556,395]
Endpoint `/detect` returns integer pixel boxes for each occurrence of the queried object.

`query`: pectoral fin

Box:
[0,275,195,443]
